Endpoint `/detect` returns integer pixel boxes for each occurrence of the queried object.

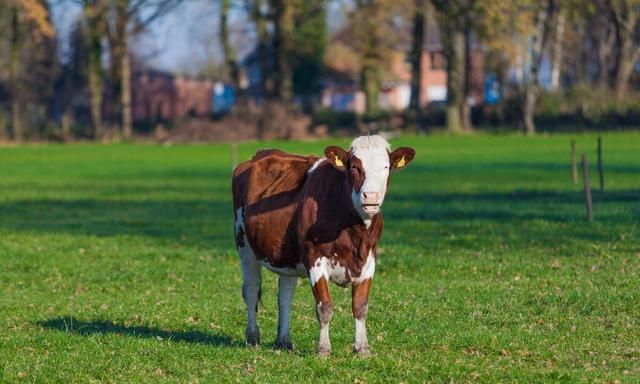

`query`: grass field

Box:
[1,133,639,383]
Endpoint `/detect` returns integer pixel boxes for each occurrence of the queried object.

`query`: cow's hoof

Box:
[318,344,331,358]
[317,345,331,358]
[246,328,260,347]
[275,337,294,351]
[354,347,372,357]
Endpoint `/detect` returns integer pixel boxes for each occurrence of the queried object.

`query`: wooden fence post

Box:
[571,140,578,185]
[582,154,593,222]
[597,137,604,192]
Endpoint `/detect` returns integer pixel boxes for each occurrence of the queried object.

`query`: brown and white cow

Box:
[232,135,415,356]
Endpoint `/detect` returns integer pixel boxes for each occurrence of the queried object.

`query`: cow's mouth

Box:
[362,204,380,215]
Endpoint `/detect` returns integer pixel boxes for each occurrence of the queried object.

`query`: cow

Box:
[231,135,415,356]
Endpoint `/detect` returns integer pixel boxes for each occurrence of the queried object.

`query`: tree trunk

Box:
[409,1,425,113]
[221,0,239,88]
[608,1,639,98]
[362,63,379,113]
[443,26,464,133]
[523,1,550,135]
[252,0,270,100]
[462,16,473,132]
[85,0,103,138]
[271,0,293,102]
[9,6,23,142]
[550,8,564,91]
[614,36,638,97]
[121,34,132,139]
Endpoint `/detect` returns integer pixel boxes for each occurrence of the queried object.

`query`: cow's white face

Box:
[324,135,415,226]
[350,145,390,219]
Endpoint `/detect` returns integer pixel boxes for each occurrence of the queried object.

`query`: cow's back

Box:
[232,149,318,267]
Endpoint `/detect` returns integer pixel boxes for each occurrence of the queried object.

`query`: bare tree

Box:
[104,0,182,138]
[409,0,426,115]
[221,0,239,88]
[82,0,105,138]
[523,0,553,135]
[607,0,640,97]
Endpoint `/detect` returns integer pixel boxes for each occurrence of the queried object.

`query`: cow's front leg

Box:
[275,275,297,350]
[352,278,372,356]
[311,276,333,357]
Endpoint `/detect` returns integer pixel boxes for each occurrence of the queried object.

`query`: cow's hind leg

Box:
[240,250,261,346]
[275,275,297,350]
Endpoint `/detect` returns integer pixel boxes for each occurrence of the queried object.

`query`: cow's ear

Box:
[324,146,349,171]
[390,147,415,170]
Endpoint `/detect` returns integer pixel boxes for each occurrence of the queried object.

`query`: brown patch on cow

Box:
[352,278,372,320]
[232,150,319,269]
[349,156,366,193]
[312,277,333,323]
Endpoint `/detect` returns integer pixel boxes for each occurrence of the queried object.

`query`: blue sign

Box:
[212,82,236,114]
[484,74,501,105]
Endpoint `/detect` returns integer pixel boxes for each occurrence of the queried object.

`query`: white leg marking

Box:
[354,316,369,352]
[276,275,297,349]
[317,302,331,355]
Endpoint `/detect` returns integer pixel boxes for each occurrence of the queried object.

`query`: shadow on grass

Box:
[39,317,242,347]
[0,199,232,250]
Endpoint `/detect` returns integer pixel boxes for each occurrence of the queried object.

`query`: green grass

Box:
[1,133,639,383]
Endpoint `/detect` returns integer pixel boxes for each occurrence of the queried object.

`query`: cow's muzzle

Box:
[361,191,381,215]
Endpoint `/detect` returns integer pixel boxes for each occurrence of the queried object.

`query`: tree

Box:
[290,0,327,110]
[523,0,553,135]
[607,0,640,97]
[4,0,55,141]
[270,0,294,102]
[221,0,240,89]
[409,0,426,115]
[344,0,409,113]
[432,0,470,133]
[103,0,182,138]
[82,0,106,138]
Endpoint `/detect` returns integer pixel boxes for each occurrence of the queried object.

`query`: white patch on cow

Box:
[258,260,307,277]
[309,252,375,287]
[308,257,329,286]
[350,135,391,223]
[352,250,376,285]
[308,158,326,173]
[309,257,351,287]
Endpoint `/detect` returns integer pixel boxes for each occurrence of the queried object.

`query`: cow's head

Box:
[324,135,415,223]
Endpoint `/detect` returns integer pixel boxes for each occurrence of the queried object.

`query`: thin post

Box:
[231,142,238,171]
[571,140,577,184]
[582,154,593,222]
[597,137,604,192]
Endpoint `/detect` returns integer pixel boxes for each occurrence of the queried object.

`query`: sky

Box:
[49,0,346,76]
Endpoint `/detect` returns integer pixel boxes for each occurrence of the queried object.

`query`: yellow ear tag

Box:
[334,156,344,167]
[396,156,406,168]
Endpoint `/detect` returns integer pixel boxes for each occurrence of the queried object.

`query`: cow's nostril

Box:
[362,191,380,204]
